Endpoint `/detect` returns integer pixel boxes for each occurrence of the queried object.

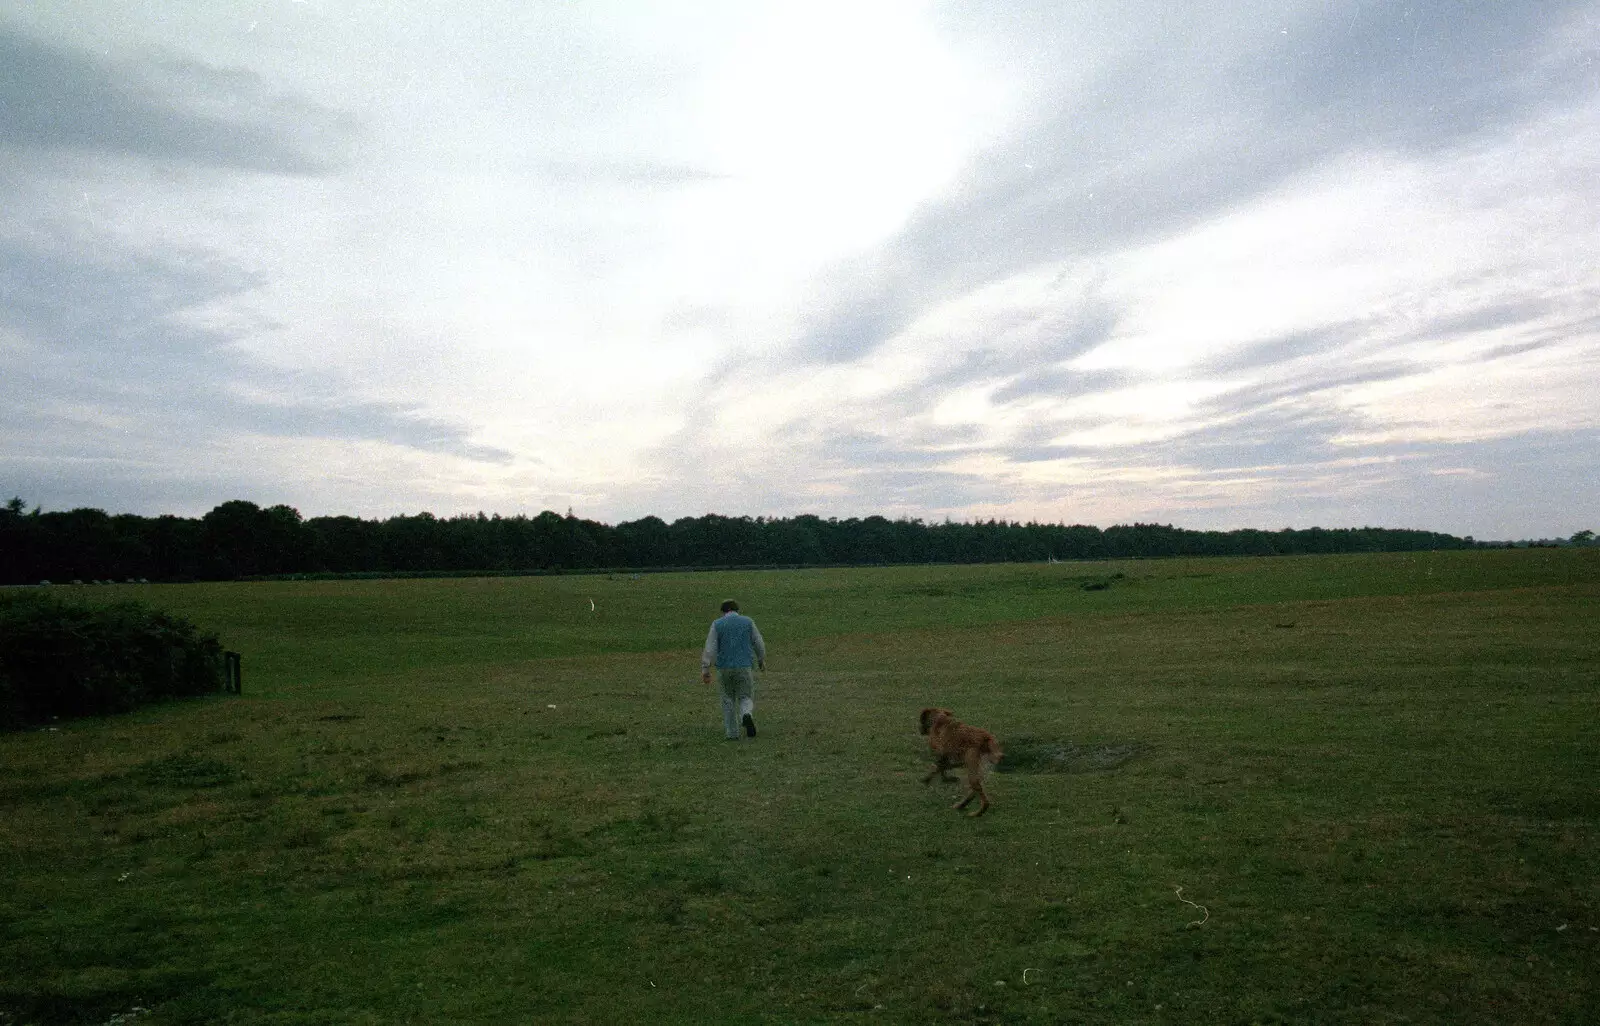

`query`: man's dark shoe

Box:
[742,713,757,738]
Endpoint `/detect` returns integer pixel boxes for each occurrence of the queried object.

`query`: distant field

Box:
[2,549,1596,1024]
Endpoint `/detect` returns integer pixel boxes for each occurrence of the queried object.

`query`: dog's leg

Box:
[953,765,977,809]
[922,757,954,785]
[968,780,990,817]
[953,782,990,816]
[955,751,990,816]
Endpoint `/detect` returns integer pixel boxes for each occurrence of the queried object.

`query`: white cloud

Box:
[1333,342,1600,445]
[693,1,1007,254]
[2,2,1598,538]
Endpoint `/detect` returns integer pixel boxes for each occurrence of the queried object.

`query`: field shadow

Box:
[997,736,1139,774]
[902,571,1129,599]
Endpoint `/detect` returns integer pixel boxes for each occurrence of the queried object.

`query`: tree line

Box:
[0,497,1496,585]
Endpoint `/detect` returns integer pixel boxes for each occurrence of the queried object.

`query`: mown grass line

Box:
[46,548,1591,693]
[2,550,1596,1024]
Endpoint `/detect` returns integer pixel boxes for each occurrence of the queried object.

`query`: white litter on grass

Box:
[1023,968,1040,985]
[1173,885,1209,927]
[589,598,596,612]
[547,704,557,709]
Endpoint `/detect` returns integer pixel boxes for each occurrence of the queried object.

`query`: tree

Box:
[617,515,673,566]
[0,498,1496,580]
[201,500,313,579]
[307,515,386,573]
[0,497,37,584]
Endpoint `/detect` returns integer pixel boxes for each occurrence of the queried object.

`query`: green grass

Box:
[2,550,1597,1024]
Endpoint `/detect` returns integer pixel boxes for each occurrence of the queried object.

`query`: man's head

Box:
[720,600,740,613]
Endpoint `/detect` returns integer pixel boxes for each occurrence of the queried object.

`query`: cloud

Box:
[793,0,1595,364]
[537,160,727,188]
[1160,428,1600,539]
[0,237,509,464]
[1196,322,1374,377]
[0,20,501,512]
[0,25,354,172]
[643,71,1600,529]
[1,2,1594,538]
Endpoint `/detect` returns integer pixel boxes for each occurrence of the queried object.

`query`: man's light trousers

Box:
[717,667,755,739]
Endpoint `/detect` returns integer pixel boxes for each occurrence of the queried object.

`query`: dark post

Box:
[223,651,242,694]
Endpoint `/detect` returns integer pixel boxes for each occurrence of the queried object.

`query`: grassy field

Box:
[2,549,1597,1024]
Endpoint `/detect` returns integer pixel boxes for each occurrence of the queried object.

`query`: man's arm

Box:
[751,622,766,671]
[700,623,718,682]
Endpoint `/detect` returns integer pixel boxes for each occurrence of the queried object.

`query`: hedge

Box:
[0,590,226,729]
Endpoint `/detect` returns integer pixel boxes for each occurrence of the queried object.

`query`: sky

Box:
[2,1,1597,540]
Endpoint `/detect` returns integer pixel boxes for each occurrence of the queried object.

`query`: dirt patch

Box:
[129,752,240,789]
[996,736,1139,774]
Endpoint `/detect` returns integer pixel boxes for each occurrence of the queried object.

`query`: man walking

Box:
[701,600,766,739]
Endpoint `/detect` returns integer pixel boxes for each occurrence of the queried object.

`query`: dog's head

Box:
[919,707,953,735]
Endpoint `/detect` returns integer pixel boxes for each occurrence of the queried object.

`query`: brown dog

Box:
[919,707,1003,817]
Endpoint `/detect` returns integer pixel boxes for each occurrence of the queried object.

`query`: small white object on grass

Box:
[1173,884,1209,927]
[589,598,596,612]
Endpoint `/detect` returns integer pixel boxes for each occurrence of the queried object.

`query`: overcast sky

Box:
[3,1,1596,539]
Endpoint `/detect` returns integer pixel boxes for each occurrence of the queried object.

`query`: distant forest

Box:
[0,497,1494,585]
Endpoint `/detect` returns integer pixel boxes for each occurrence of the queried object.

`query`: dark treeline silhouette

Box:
[0,496,1485,584]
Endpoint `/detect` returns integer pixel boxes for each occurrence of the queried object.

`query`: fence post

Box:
[223,651,242,694]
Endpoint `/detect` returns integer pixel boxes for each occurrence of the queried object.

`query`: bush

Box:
[0,590,226,729]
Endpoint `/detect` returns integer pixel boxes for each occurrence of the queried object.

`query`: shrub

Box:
[0,590,226,729]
